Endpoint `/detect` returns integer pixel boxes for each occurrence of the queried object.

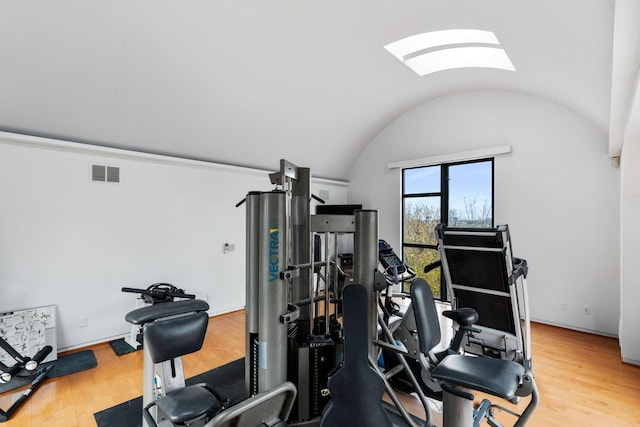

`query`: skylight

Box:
[384,29,515,76]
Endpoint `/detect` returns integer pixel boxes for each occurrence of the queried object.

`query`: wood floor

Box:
[2,310,639,426]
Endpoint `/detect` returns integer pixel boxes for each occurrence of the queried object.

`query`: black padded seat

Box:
[431,354,525,400]
[156,386,222,424]
[125,299,210,325]
[442,308,478,327]
[140,308,222,427]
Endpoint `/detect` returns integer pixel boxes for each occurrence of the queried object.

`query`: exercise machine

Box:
[378,239,415,319]
[125,292,300,427]
[381,223,538,425]
[146,159,537,426]
[121,283,195,350]
[0,337,52,422]
[378,259,478,405]
[125,298,213,427]
[139,305,227,427]
[435,224,532,367]
[411,277,538,426]
[239,160,397,425]
[376,240,448,407]
[240,160,449,427]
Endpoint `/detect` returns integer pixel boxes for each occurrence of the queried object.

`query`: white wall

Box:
[620,195,640,364]
[619,101,640,364]
[0,134,347,350]
[348,90,620,336]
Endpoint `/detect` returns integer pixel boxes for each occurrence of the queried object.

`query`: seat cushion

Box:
[157,385,221,424]
[431,355,525,400]
[442,308,479,327]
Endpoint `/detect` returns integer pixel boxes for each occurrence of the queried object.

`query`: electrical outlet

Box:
[561,302,568,311]
[583,306,591,315]
[80,316,88,327]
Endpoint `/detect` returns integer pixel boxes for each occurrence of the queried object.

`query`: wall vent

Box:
[106,166,120,183]
[92,165,106,182]
[91,165,120,183]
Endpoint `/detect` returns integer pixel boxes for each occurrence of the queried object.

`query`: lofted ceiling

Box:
[0,1,632,181]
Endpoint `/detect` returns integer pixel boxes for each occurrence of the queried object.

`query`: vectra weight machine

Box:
[240,160,389,425]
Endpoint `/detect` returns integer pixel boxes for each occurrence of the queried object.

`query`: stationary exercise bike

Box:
[375,239,538,426]
[411,277,539,427]
[0,337,53,422]
[124,290,224,427]
[124,290,297,427]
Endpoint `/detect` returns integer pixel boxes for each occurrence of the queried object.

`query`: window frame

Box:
[401,157,495,300]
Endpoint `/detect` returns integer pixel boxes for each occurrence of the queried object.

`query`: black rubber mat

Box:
[0,349,97,394]
[109,338,140,355]
[94,358,246,427]
[94,356,425,427]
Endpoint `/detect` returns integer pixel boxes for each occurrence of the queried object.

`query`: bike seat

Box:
[442,308,479,327]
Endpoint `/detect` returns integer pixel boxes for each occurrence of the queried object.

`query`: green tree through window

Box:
[402,159,494,299]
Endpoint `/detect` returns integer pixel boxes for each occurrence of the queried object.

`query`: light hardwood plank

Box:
[2,311,639,426]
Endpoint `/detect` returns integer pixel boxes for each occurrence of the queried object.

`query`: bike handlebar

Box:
[121,286,196,300]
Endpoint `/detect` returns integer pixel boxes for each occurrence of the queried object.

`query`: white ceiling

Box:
[0,0,632,181]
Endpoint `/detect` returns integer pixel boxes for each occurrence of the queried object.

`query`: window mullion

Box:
[441,164,449,225]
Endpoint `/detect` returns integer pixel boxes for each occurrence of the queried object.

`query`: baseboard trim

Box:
[531,318,618,339]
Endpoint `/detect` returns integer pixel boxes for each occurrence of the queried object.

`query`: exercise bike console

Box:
[378,240,416,284]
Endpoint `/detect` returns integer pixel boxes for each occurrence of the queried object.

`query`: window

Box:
[402,159,494,299]
[384,29,516,76]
